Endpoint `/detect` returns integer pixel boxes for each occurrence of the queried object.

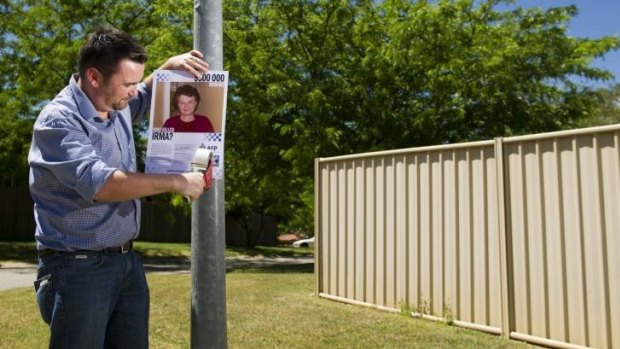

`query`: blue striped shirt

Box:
[28,74,151,251]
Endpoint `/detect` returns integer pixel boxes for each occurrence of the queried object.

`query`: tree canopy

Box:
[580,84,620,126]
[222,0,619,233]
[1,0,618,235]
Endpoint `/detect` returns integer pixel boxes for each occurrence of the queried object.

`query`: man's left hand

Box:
[143,50,209,89]
[162,50,209,78]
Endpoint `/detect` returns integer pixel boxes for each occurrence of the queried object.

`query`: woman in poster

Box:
[163,84,215,133]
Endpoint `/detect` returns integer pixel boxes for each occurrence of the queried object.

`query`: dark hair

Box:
[78,27,147,81]
[173,85,201,110]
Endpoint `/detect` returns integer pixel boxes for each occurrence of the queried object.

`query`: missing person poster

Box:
[145,70,228,179]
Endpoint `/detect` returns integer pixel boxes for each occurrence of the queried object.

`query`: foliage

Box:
[1,0,619,239]
[223,0,377,236]
[1,0,160,112]
[222,0,619,234]
[579,84,620,126]
[0,117,31,186]
[0,0,163,186]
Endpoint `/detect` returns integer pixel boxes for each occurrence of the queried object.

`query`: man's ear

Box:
[85,67,103,88]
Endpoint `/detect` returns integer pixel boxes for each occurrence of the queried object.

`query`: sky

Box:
[511,0,620,88]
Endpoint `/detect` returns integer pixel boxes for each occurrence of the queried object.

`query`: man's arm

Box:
[95,170,206,202]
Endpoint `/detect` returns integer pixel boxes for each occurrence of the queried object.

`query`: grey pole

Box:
[191,0,227,348]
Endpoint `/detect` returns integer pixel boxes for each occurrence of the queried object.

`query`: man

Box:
[28,27,209,348]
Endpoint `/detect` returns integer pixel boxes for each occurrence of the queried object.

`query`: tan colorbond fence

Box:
[314,124,620,349]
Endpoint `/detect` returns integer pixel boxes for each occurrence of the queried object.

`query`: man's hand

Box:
[143,50,209,88]
[161,50,209,77]
[179,172,207,201]
[181,166,213,203]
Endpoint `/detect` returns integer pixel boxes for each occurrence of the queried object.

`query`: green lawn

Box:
[0,272,538,349]
[0,242,537,348]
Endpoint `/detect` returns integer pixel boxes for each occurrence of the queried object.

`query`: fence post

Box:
[495,137,513,338]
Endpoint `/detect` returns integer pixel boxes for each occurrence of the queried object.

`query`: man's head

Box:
[173,85,201,116]
[78,28,147,114]
[78,28,147,82]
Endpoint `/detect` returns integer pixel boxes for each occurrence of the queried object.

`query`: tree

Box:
[347,0,619,146]
[580,84,620,126]
[1,0,618,242]
[222,0,619,235]
[223,0,377,239]
[0,118,32,186]
[0,0,180,186]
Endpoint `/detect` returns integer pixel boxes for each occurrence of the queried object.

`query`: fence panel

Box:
[503,129,620,349]
[316,140,505,333]
[315,124,620,349]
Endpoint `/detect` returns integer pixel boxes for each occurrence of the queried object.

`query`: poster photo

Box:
[145,70,228,179]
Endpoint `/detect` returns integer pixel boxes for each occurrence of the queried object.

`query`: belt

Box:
[38,241,134,257]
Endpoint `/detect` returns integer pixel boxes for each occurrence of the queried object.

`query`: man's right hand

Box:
[179,172,207,201]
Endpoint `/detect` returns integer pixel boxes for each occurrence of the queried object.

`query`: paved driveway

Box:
[0,262,37,291]
[0,256,314,291]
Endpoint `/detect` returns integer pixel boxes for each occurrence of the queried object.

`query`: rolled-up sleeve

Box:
[29,110,117,202]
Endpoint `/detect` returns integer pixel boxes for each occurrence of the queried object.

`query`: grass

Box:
[0,242,537,348]
[0,273,537,349]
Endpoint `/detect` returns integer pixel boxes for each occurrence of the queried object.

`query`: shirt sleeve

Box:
[28,110,117,202]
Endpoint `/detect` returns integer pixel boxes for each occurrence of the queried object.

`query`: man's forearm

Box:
[94,170,184,202]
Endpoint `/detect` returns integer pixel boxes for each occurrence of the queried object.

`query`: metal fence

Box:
[314,124,620,349]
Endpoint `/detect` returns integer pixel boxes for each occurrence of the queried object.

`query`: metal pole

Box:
[191,0,226,348]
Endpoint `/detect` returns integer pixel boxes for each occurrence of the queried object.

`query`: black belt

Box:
[38,241,134,257]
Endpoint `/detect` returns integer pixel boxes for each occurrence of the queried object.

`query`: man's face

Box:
[177,94,198,117]
[99,59,145,111]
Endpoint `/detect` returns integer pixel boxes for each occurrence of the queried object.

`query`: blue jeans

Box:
[35,250,149,349]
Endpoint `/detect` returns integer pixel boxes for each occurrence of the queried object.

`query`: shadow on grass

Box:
[226,245,314,258]
[226,261,314,274]
[142,258,314,274]
[0,241,315,274]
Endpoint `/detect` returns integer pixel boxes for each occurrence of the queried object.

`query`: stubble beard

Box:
[112,99,130,111]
